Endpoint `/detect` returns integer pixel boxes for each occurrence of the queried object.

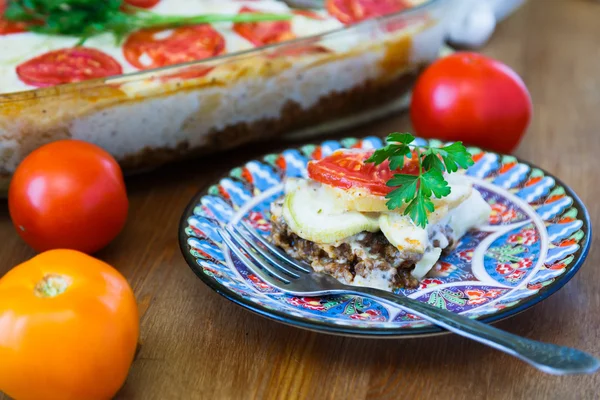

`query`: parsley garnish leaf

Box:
[405,195,434,228]
[388,146,411,170]
[366,144,395,165]
[385,174,418,210]
[367,132,414,169]
[420,168,451,198]
[386,173,419,189]
[422,152,445,172]
[434,142,474,172]
[386,132,414,145]
[366,133,474,228]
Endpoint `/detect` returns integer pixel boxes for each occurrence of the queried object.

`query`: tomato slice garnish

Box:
[123,25,225,70]
[233,6,330,56]
[0,0,29,34]
[233,6,296,46]
[326,0,409,24]
[124,0,160,8]
[307,149,419,196]
[16,47,123,87]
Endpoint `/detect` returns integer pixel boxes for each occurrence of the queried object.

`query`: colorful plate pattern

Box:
[178,137,591,337]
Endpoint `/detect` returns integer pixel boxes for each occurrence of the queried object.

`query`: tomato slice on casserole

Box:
[123,25,226,70]
[233,6,330,56]
[0,0,30,35]
[124,0,161,8]
[326,0,409,24]
[233,6,296,46]
[16,48,123,87]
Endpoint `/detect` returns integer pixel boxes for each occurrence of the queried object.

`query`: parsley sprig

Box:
[4,0,292,45]
[366,133,474,228]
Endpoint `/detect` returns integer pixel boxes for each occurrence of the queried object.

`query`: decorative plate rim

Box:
[177,138,592,338]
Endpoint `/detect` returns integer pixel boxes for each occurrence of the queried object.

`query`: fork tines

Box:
[239,221,311,273]
[220,221,311,289]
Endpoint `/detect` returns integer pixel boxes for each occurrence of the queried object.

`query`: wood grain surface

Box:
[2,0,600,399]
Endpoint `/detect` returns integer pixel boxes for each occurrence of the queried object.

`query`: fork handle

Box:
[354,287,599,375]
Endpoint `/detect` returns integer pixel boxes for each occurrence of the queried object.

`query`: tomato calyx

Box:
[34,274,72,298]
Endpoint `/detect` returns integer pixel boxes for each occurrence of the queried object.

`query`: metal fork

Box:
[220,221,599,375]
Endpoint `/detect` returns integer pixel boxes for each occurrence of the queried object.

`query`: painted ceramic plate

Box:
[178,137,591,337]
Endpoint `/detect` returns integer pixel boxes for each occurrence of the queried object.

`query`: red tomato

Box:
[0,0,31,34]
[410,52,532,154]
[16,47,122,87]
[307,149,419,196]
[326,0,409,24]
[233,6,295,46]
[123,25,225,70]
[8,140,129,254]
[124,0,160,8]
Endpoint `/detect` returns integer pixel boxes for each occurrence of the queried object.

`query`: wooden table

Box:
[2,0,600,398]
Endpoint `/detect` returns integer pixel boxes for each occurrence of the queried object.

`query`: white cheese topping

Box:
[0,0,431,94]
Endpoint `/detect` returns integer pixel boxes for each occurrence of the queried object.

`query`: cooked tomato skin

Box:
[0,249,139,400]
[0,19,25,34]
[8,140,129,254]
[233,6,295,46]
[0,0,28,34]
[410,52,532,154]
[124,0,160,8]
[326,0,408,24]
[123,25,225,70]
[233,7,329,57]
[307,149,419,196]
[16,47,122,87]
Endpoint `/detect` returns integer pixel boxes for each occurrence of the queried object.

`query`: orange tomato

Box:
[8,140,129,254]
[0,249,139,400]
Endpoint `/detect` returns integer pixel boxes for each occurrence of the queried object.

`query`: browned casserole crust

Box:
[118,69,421,171]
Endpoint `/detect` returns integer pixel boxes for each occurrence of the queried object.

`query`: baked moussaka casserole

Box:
[0,0,453,193]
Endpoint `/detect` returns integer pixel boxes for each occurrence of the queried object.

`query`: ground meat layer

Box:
[268,198,457,289]
[269,210,419,289]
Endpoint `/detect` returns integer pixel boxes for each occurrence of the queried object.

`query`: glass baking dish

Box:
[0,0,454,192]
